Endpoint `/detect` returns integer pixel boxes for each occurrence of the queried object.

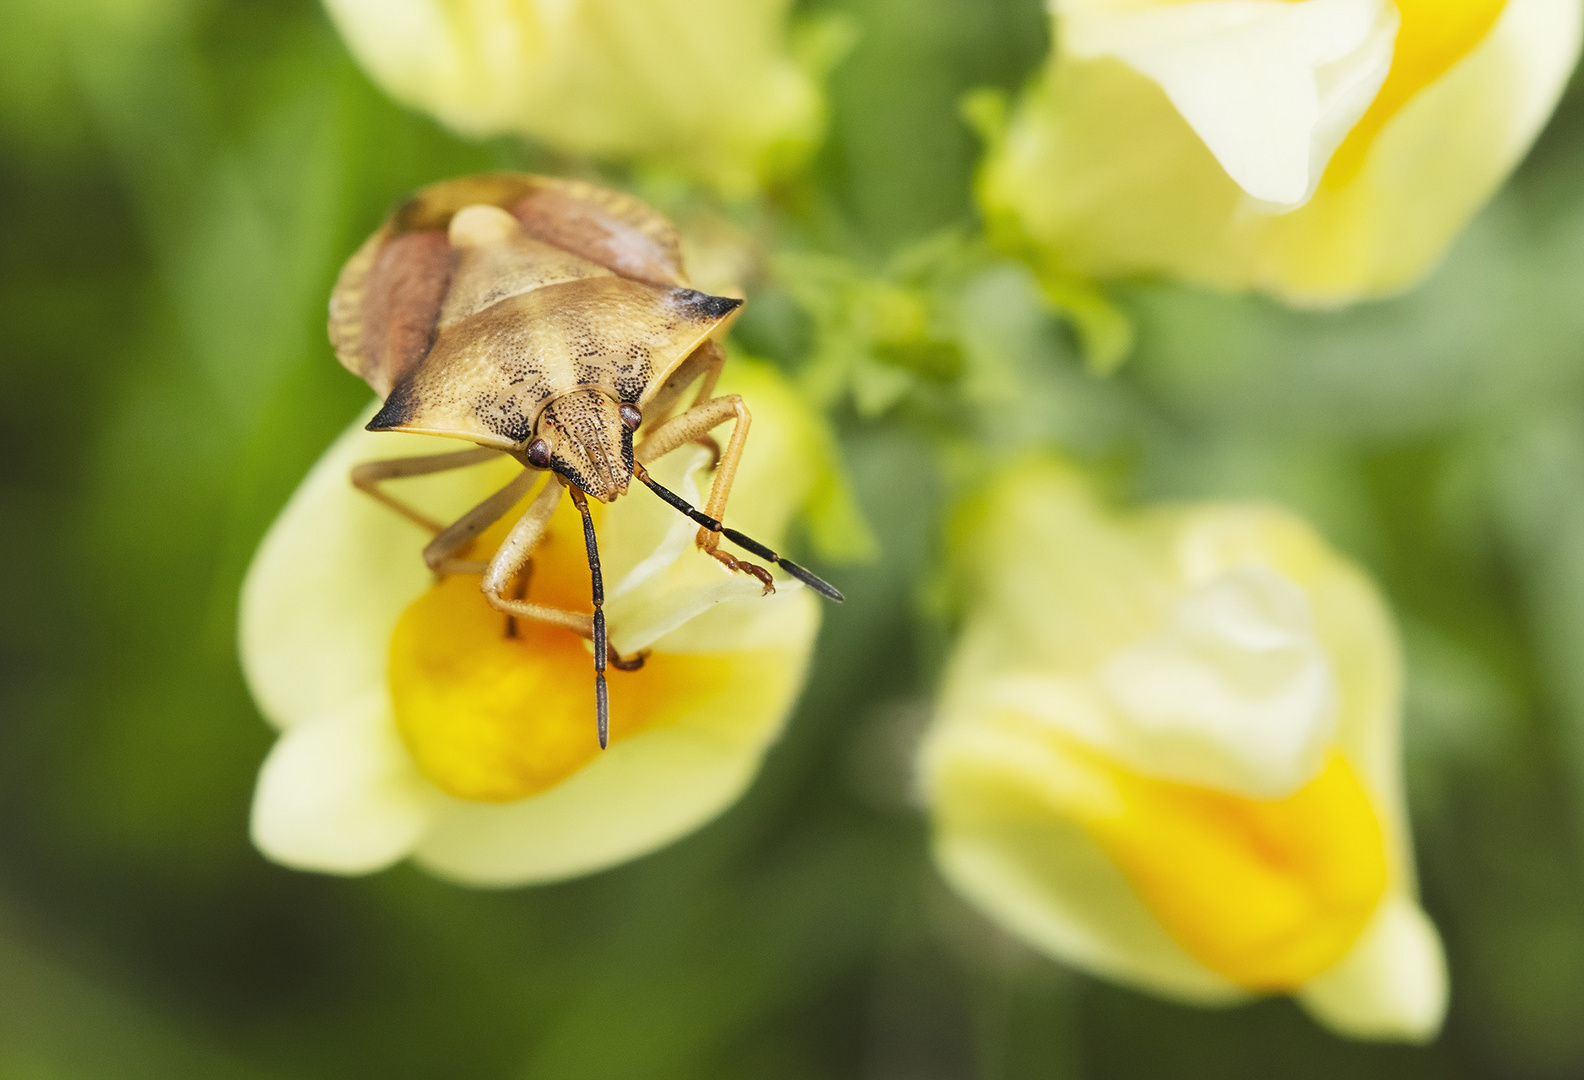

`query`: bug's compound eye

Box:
[526,437,553,469]
[618,403,643,432]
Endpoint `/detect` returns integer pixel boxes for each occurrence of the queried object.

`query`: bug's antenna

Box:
[632,463,845,603]
[568,487,609,749]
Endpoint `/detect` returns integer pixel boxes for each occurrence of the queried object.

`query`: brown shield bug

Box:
[328,173,842,748]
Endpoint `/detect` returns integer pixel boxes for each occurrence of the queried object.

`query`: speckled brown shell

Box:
[328,173,741,450]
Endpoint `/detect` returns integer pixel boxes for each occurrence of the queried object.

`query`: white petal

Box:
[250,700,443,875]
[658,582,820,655]
[1059,0,1397,206]
[1298,895,1449,1042]
[605,445,767,654]
[414,590,821,886]
[1097,565,1336,796]
[605,447,712,600]
[238,403,523,730]
[606,556,767,656]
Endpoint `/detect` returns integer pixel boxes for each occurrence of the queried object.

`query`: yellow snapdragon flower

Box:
[241,363,829,886]
[920,461,1446,1041]
[980,0,1582,303]
[321,0,830,197]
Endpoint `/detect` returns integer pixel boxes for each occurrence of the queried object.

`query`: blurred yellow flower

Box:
[979,0,1582,303]
[240,363,827,886]
[920,461,1446,1041]
[322,0,832,197]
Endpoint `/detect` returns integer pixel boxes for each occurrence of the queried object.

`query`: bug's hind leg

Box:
[420,467,538,576]
[352,447,505,534]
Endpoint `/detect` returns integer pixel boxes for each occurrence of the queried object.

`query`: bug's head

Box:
[528,390,635,502]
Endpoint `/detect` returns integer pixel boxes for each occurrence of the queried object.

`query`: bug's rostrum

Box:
[537,390,633,502]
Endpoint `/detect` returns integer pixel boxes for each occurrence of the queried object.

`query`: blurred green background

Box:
[4,0,1584,1077]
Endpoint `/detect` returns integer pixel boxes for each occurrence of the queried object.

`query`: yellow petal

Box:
[928,701,1385,991]
[1323,0,1508,185]
[412,593,819,887]
[390,569,798,802]
[1060,0,1398,207]
[1092,753,1385,989]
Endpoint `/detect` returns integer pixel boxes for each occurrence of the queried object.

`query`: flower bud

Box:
[323,0,832,196]
[980,0,1582,303]
[920,460,1446,1041]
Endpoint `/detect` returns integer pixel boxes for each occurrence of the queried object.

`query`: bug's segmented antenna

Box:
[568,487,609,749]
[633,464,845,603]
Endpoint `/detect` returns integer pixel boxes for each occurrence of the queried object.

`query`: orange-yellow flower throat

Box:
[389,479,813,801]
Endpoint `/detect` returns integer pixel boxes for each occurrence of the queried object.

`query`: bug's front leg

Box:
[480,479,592,639]
[420,467,538,576]
[635,394,772,591]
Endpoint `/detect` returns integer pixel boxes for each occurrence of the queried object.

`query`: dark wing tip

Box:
[669,288,744,323]
[366,382,415,431]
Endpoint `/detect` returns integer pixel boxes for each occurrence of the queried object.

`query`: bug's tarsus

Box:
[569,487,610,749]
[608,647,648,672]
[633,465,846,603]
[711,548,774,594]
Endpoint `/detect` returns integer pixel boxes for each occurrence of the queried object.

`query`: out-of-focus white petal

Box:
[414,589,819,886]
[1298,895,1449,1042]
[250,699,443,874]
[1061,0,1397,206]
[1097,565,1336,796]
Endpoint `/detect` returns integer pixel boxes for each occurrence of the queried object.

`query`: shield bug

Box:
[328,173,843,749]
